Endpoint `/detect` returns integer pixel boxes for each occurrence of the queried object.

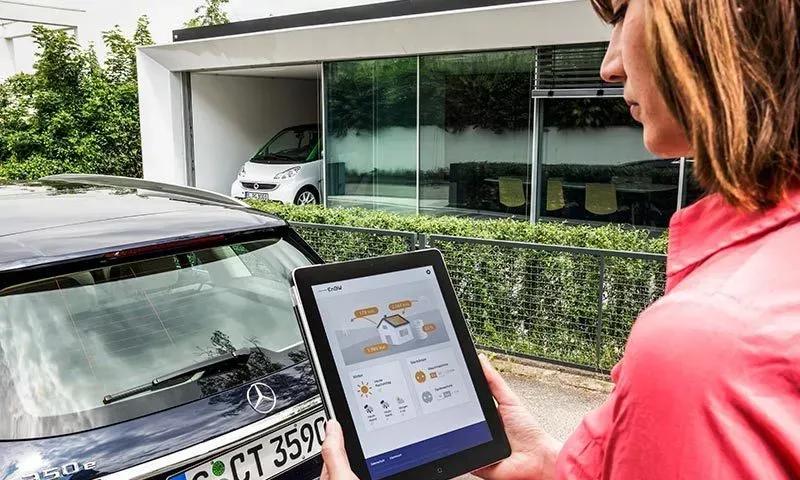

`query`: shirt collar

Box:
[667,189,800,285]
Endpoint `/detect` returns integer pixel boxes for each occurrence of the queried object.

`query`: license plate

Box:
[245,192,270,200]
[169,411,326,480]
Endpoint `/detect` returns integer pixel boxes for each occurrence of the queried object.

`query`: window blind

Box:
[532,43,623,98]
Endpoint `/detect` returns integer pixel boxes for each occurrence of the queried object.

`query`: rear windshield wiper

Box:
[102,348,253,405]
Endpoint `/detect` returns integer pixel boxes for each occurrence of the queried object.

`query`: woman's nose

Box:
[600,34,626,84]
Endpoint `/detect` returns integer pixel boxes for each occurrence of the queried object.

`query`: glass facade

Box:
[419,50,533,219]
[324,58,417,212]
[322,44,698,228]
[537,98,680,228]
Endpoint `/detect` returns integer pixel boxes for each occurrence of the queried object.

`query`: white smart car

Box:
[231,124,322,205]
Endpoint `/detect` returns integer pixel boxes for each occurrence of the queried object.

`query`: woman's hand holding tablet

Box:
[471,355,561,480]
[320,354,562,480]
[291,249,511,480]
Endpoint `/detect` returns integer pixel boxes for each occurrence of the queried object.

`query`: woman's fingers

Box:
[479,354,522,407]
[321,419,352,478]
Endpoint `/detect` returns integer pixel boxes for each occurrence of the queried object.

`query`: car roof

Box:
[0,181,286,272]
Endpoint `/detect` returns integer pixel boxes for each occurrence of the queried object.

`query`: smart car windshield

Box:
[252,126,319,164]
[0,238,312,439]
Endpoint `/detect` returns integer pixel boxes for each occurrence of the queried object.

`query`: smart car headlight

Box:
[274,166,301,180]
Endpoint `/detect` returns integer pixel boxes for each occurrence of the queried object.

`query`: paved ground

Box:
[458,355,612,479]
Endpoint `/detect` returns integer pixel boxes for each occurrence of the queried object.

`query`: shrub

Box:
[0,17,152,180]
[248,202,667,370]
[246,200,668,253]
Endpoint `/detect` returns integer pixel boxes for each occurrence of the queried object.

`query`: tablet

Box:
[290,249,510,480]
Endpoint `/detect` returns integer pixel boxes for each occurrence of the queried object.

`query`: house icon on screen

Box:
[377,314,414,346]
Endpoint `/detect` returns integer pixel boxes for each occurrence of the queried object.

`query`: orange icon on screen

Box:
[363,343,389,355]
[357,382,373,397]
[389,300,413,311]
[354,307,379,318]
[415,371,427,384]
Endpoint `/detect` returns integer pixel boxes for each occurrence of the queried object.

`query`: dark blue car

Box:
[0,175,325,480]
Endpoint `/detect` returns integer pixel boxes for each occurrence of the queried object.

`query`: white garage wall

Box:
[191,74,319,194]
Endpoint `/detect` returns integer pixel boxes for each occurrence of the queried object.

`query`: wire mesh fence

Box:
[290,222,666,371]
[424,235,666,370]
[292,222,418,262]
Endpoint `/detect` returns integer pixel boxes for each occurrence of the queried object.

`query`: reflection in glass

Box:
[538,98,680,228]
[419,50,534,219]
[325,58,417,212]
[0,239,310,439]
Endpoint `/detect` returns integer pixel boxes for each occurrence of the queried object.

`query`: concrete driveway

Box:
[459,354,612,479]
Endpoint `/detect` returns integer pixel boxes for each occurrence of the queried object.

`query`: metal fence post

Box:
[407,233,418,252]
[595,255,606,370]
[418,233,427,249]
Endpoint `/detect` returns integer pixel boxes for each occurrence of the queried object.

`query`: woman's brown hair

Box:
[591,0,800,210]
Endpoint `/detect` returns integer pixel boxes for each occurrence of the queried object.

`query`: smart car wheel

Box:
[295,187,319,205]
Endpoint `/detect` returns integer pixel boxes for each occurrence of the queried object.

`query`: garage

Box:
[186,64,322,205]
[138,0,612,213]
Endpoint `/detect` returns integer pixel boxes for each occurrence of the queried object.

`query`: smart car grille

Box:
[241,182,277,191]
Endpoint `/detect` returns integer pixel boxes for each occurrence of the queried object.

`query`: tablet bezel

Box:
[291,249,510,480]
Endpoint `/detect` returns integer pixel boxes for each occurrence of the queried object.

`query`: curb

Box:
[480,350,614,394]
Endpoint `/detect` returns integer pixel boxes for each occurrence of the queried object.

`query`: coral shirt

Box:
[556,191,800,479]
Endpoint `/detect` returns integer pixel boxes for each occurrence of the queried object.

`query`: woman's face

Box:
[600,0,692,157]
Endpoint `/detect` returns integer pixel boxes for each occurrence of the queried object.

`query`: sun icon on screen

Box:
[357,381,373,397]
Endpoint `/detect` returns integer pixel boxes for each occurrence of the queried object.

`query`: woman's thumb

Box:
[322,419,352,476]
[479,353,521,406]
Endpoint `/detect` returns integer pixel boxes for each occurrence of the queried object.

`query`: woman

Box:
[321,0,800,477]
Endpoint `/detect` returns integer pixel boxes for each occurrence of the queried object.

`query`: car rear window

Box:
[0,238,312,440]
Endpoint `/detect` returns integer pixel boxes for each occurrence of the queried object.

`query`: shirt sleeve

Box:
[556,293,800,479]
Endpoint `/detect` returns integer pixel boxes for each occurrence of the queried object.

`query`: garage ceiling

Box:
[202,63,320,80]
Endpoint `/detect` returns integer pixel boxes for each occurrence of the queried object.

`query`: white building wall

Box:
[328,125,650,175]
[137,50,187,186]
[190,74,319,194]
[1,0,395,78]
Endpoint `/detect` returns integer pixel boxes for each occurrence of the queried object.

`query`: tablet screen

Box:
[312,266,492,479]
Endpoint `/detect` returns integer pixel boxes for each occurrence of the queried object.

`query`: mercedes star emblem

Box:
[253,183,260,190]
[247,383,277,414]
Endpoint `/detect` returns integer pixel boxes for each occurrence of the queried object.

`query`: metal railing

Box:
[422,234,666,371]
[291,222,666,372]
[292,222,418,262]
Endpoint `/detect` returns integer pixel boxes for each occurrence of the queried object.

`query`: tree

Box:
[0,16,153,180]
[185,0,231,28]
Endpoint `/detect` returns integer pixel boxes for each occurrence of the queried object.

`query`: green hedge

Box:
[246,200,668,253]
[249,202,667,370]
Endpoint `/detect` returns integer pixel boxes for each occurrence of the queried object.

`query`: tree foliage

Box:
[185,0,231,28]
[0,16,153,180]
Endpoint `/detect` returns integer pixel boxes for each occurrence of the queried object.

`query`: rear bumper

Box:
[105,396,323,480]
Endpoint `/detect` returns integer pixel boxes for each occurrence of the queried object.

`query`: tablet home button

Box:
[435,466,444,475]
